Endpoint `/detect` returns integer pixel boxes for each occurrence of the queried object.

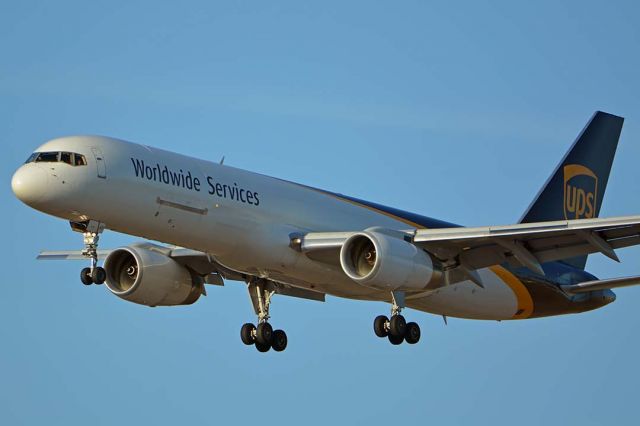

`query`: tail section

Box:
[520,111,624,269]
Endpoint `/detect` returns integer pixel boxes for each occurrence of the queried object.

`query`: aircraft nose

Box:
[11,165,48,205]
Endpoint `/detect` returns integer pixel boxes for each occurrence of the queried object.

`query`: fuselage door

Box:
[91,148,107,179]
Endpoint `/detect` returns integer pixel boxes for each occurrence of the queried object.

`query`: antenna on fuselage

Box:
[219,156,225,165]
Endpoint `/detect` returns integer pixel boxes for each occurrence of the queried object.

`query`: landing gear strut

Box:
[373,291,421,346]
[73,220,106,286]
[240,278,288,353]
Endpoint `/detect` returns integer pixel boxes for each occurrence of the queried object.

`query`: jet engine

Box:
[103,243,204,307]
[340,230,439,291]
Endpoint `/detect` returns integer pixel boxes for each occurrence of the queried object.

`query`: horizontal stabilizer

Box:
[562,276,640,294]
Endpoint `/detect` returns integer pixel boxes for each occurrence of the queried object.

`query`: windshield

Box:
[26,151,88,166]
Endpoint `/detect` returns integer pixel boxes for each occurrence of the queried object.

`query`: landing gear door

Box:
[91,148,107,179]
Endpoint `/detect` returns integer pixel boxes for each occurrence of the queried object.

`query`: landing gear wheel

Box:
[256,322,273,345]
[389,315,407,337]
[245,279,290,353]
[374,315,389,338]
[404,322,421,345]
[271,330,288,352]
[92,267,106,285]
[80,268,93,286]
[255,342,271,353]
[388,333,404,345]
[240,323,256,346]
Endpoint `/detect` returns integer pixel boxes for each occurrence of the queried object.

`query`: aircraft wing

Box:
[37,247,325,302]
[411,215,640,274]
[37,247,233,278]
[297,216,640,276]
[37,250,113,260]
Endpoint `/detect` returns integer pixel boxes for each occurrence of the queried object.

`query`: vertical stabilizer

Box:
[520,111,624,269]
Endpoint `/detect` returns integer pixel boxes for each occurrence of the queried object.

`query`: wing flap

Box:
[272,282,326,302]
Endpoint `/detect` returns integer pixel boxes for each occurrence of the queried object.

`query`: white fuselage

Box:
[12,136,528,320]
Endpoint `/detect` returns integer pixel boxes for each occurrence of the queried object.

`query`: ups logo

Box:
[564,164,598,220]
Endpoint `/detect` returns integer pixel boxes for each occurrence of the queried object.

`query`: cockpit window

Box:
[74,153,87,166]
[60,152,72,165]
[35,152,59,162]
[25,151,88,167]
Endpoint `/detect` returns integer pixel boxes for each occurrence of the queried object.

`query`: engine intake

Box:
[103,243,203,307]
[340,230,439,291]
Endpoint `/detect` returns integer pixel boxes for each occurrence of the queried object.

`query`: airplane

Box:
[11,111,640,353]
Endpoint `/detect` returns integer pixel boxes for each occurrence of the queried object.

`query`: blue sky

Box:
[2,1,640,425]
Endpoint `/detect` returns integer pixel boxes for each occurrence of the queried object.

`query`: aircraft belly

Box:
[407,268,520,320]
[214,240,381,299]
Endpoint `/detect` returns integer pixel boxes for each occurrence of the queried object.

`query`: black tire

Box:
[374,315,389,338]
[80,268,93,286]
[404,322,421,345]
[271,330,288,352]
[240,323,256,345]
[92,267,106,285]
[389,315,407,337]
[255,342,271,353]
[256,322,273,345]
[388,333,404,346]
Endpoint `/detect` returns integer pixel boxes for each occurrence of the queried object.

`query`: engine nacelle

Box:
[103,243,204,307]
[340,230,439,291]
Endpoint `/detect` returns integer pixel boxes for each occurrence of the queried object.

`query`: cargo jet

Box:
[11,111,640,352]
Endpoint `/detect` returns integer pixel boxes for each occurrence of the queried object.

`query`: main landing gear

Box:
[373,291,421,346]
[73,220,107,286]
[240,278,288,353]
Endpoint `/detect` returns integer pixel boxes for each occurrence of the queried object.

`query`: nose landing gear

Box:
[241,278,288,353]
[373,291,422,346]
[73,220,106,286]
